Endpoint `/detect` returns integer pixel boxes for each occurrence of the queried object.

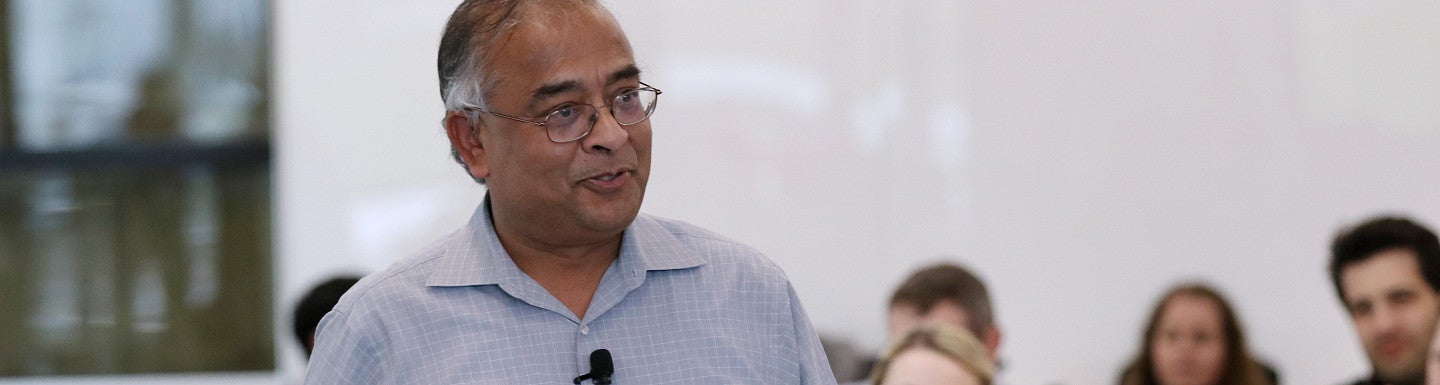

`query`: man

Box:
[1331,216,1440,385]
[838,262,1003,385]
[305,1,835,384]
[886,262,1003,362]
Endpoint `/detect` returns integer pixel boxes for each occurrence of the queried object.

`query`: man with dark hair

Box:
[1330,216,1440,385]
[304,1,834,384]
[887,262,1002,360]
[292,276,362,358]
[836,261,1003,385]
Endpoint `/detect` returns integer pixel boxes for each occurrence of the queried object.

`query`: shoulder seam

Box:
[338,233,457,309]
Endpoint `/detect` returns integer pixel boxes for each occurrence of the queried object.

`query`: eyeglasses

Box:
[467,82,662,143]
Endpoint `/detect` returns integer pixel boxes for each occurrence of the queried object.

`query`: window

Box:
[1,0,272,376]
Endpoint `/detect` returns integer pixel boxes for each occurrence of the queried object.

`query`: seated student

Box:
[833,262,1003,384]
[870,324,995,385]
[1117,283,1273,385]
[886,262,1002,356]
[1331,216,1440,385]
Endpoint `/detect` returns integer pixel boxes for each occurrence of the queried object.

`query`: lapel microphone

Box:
[572,349,613,385]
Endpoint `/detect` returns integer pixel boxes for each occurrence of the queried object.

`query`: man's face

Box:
[467,4,651,246]
[1341,248,1440,384]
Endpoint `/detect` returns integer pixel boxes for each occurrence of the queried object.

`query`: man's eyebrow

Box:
[524,65,641,111]
[528,80,580,110]
[608,65,641,85]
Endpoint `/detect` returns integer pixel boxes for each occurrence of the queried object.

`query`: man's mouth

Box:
[1375,337,1410,358]
[578,169,633,190]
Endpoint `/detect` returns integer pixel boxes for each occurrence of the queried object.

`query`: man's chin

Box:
[577,200,643,232]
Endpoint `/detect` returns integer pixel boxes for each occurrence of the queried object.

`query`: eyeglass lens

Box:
[544,88,659,142]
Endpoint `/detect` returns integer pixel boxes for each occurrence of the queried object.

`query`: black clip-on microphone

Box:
[573,349,613,385]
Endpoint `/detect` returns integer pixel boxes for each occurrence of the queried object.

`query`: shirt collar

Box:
[425,195,704,287]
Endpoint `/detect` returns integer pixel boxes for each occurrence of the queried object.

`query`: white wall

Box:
[20,1,1434,384]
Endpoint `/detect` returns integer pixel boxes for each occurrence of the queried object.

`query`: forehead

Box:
[922,301,970,324]
[1158,295,1222,328]
[891,301,970,323]
[1341,249,1429,299]
[486,4,635,93]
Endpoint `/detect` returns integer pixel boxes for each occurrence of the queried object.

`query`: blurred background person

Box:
[886,262,1003,354]
[1331,216,1440,385]
[1117,283,1273,385]
[870,324,995,385]
[831,261,1005,384]
[291,276,361,358]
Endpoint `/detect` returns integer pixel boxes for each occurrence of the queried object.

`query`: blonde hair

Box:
[871,324,995,385]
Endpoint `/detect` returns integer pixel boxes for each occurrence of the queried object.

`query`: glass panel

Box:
[1,0,272,376]
[0,167,273,375]
[9,0,267,150]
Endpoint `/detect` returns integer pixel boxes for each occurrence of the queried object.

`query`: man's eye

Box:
[616,90,638,104]
[546,105,589,128]
[553,106,579,118]
[1391,290,1418,304]
[1350,302,1372,315]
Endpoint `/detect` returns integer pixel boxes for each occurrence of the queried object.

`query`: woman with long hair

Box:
[1117,283,1273,385]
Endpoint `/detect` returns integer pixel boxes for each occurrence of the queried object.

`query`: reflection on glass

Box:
[1,0,273,376]
[1,169,273,376]
[11,0,267,150]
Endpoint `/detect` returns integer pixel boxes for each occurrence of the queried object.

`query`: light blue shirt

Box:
[305,200,836,384]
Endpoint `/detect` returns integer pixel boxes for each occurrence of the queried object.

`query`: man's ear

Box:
[445,111,489,180]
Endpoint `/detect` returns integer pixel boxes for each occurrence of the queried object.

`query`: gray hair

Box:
[436,0,596,184]
[438,0,524,184]
[438,0,522,112]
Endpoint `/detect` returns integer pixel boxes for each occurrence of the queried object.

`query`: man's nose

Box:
[581,107,628,154]
[1373,304,1403,333]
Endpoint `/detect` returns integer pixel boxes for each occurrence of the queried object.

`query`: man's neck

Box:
[492,219,623,320]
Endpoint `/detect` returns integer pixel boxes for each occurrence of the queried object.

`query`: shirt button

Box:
[580,325,590,335]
